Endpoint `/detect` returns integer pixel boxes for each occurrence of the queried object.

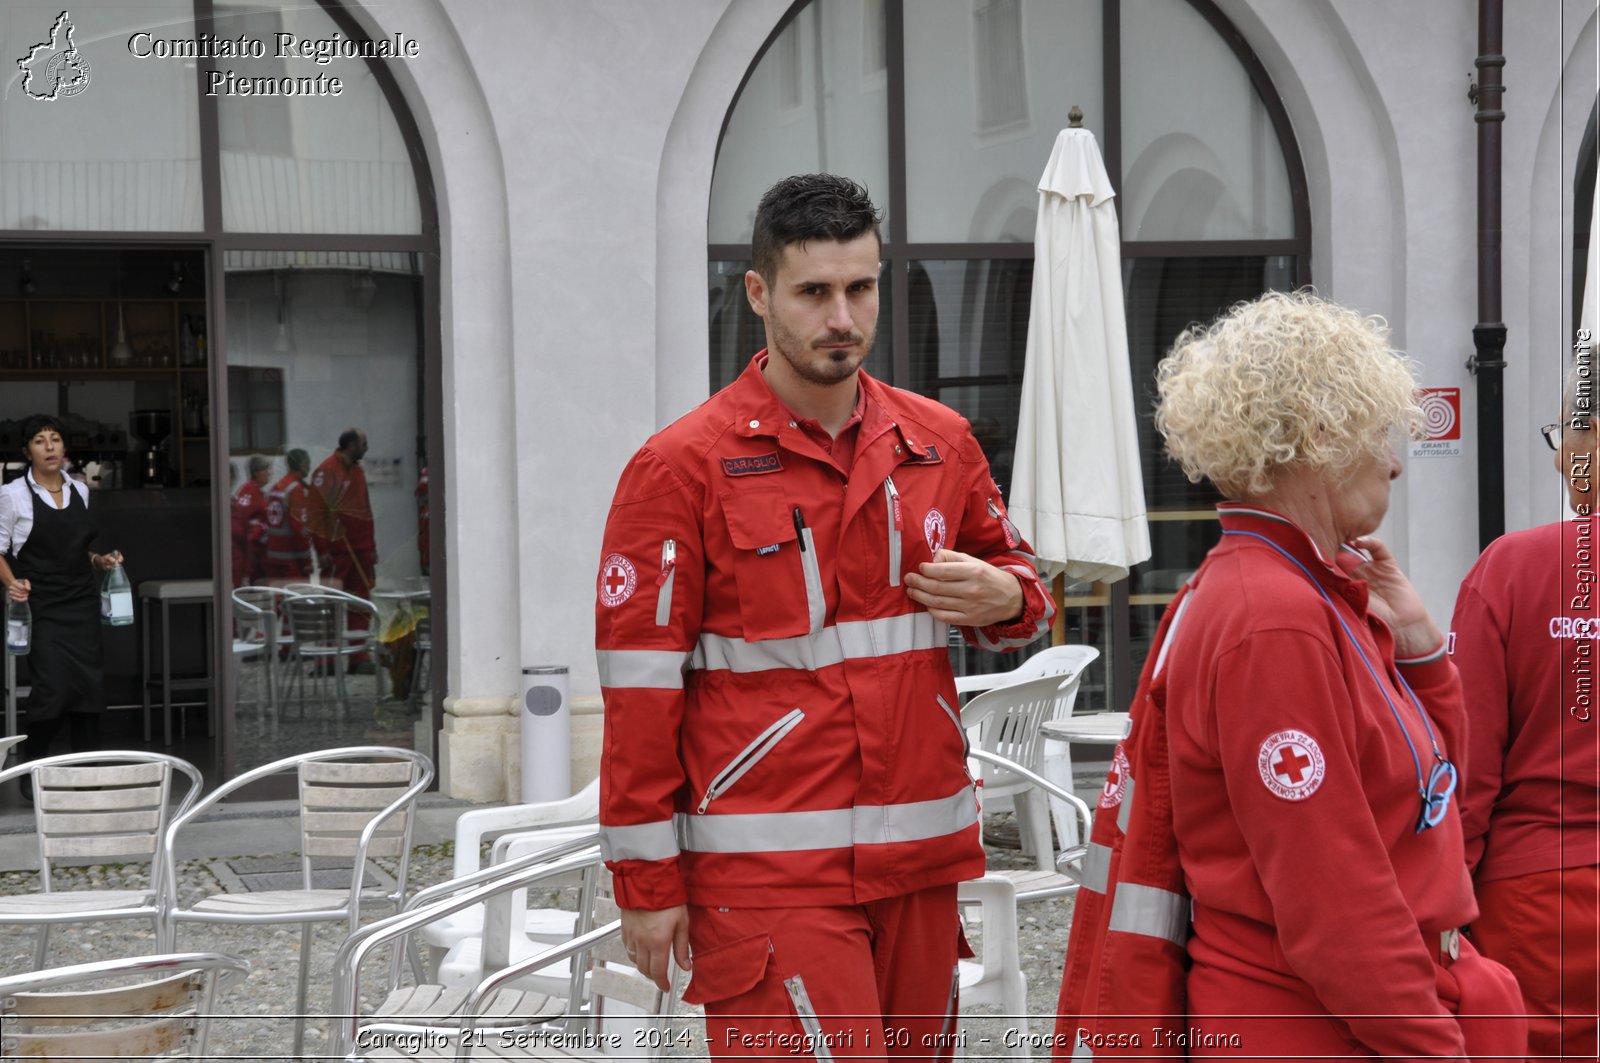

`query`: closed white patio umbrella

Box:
[1009,115,1151,586]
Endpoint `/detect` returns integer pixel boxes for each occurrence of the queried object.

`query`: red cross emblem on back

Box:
[1257,729,1325,801]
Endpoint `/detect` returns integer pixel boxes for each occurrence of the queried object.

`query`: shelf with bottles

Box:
[0,297,207,374]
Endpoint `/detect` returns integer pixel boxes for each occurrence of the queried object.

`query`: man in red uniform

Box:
[230,455,271,587]
[262,448,313,580]
[596,174,1053,1059]
[1451,369,1600,1058]
[307,429,376,669]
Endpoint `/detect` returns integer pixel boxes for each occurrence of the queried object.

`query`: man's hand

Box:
[904,549,1024,627]
[620,905,691,992]
[5,579,29,603]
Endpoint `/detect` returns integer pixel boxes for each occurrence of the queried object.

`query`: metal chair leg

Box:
[294,921,313,1057]
[31,923,50,969]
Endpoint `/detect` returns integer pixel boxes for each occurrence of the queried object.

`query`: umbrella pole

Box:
[1051,575,1067,645]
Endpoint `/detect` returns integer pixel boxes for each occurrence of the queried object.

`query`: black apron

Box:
[9,478,103,720]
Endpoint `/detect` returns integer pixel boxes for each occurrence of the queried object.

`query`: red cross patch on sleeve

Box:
[1257,729,1326,801]
[598,554,638,608]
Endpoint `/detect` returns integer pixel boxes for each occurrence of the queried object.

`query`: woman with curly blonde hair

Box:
[1129,292,1524,1055]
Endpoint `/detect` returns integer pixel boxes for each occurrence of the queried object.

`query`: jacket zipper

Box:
[884,477,903,587]
[936,693,974,783]
[697,707,805,813]
[793,507,825,634]
[655,539,676,627]
[988,497,1018,549]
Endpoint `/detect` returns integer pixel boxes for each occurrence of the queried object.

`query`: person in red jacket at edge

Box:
[230,454,271,587]
[595,174,1052,1059]
[1449,367,1600,1059]
[1059,292,1524,1061]
[262,448,313,580]
[307,428,376,670]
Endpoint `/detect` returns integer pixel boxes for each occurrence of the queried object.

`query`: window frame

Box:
[0,0,445,782]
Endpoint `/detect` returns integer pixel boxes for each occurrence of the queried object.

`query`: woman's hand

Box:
[90,550,124,572]
[1347,536,1444,658]
[5,579,29,603]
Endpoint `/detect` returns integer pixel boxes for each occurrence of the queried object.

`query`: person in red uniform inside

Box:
[230,455,271,587]
[596,174,1053,1058]
[1145,292,1524,1057]
[262,448,313,580]
[307,429,375,670]
[1450,369,1600,1058]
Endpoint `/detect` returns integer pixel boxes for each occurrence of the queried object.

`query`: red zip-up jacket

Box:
[594,355,1053,911]
[1450,518,1600,882]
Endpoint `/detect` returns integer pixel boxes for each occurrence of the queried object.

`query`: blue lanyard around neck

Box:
[1221,529,1454,831]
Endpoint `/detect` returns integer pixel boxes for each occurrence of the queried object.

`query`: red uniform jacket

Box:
[231,479,269,584]
[1061,506,1504,1061]
[262,473,312,576]
[594,355,1053,911]
[307,453,375,573]
[1450,518,1600,883]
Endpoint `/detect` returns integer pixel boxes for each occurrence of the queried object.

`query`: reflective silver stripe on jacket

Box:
[596,649,690,689]
[1107,882,1188,947]
[691,611,947,674]
[599,820,680,863]
[1115,774,1135,834]
[1081,841,1113,894]
[1152,591,1193,677]
[677,786,978,853]
[1073,1041,1094,1060]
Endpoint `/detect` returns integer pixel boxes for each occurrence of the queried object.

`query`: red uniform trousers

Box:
[683,884,967,1062]
[1187,912,1526,1060]
[1472,865,1599,1060]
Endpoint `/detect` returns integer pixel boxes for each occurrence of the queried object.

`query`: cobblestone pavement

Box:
[0,820,1076,1061]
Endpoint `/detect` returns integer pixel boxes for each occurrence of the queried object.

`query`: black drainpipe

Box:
[1469,0,1507,550]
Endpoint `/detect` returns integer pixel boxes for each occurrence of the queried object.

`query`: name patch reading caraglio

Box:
[721,454,783,476]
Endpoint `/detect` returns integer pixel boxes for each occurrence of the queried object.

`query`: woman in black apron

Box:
[0,415,124,776]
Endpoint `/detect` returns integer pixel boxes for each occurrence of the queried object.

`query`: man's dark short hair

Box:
[286,448,311,474]
[751,174,883,282]
[19,414,64,456]
[338,428,363,450]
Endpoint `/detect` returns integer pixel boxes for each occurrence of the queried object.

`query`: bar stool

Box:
[139,579,216,746]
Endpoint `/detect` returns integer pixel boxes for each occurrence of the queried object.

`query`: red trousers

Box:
[1473,864,1599,1060]
[329,553,374,664]
[682,884,966,1061]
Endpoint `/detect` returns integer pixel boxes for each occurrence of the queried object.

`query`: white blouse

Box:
[0,471,91,558]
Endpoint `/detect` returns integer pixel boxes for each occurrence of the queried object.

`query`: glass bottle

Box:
[101,560,134,627]
[5,597,30,654]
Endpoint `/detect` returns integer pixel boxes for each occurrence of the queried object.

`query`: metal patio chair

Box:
[0,951,250,1060]
[158,745,433,1057]
[0,751,203,969]
[327,845,692,1062]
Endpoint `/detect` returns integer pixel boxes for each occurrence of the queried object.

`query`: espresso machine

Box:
[130,408,172,488]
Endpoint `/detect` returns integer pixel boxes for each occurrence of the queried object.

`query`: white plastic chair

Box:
[159,746,433,1057]
[0,951,250,1061]
[418,779,602,987]
[957,874,1030,1054]
[954,644,1100,696]
[0,751,203,968]
[960,671,1087,871]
